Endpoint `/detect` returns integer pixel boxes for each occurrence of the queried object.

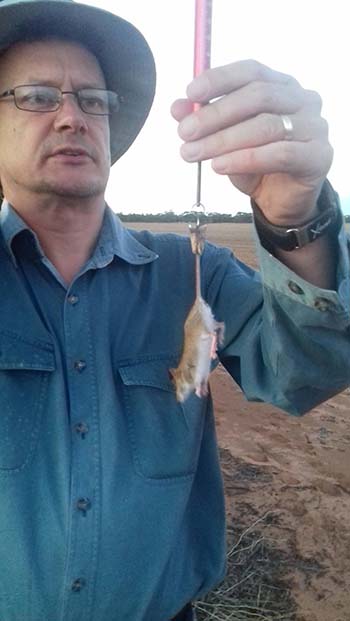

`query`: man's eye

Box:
[19,91,57,108]
[29,95,52,104]
[82,97,105,110]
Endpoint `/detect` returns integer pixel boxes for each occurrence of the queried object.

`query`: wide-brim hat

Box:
[0,0,156,165]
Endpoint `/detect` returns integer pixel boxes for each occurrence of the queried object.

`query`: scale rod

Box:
[193,0,212,210]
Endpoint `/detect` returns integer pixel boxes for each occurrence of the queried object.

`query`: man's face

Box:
[0,39,111,201]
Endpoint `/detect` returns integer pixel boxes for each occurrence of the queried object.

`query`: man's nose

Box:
[53,93,89,133]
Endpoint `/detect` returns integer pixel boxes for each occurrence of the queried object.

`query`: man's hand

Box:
[171,59,333,226]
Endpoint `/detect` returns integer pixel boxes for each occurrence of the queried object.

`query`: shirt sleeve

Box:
[204,223,350,416]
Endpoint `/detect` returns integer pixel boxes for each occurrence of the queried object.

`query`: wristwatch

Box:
[251,180,343,252]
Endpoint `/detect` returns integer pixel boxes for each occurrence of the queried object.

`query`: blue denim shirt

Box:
[0,200,349,621]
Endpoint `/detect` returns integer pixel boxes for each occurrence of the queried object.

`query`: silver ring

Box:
[280,114,294,141]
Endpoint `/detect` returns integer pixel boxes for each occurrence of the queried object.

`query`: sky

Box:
[82,0,350,215]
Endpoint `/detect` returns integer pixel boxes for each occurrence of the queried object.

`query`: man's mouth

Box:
[50,147,91,158]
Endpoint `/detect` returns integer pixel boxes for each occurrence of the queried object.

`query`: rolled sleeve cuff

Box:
[256,223,350,318]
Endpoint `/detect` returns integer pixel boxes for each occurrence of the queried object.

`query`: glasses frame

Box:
[0,84,120,116]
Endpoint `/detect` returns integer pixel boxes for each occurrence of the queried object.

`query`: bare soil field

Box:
[128,222,350,621]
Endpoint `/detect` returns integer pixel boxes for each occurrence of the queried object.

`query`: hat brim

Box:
[0,0,156,165]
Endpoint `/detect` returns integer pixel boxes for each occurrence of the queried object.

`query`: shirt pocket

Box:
[0,331,55,472]
[118,356,206,481]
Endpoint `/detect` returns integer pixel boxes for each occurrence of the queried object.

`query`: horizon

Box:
[116,195,350,217]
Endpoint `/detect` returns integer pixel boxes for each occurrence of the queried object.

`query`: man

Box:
[0,1,348,620]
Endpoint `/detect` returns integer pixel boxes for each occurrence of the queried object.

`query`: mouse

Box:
[171,223,225,402]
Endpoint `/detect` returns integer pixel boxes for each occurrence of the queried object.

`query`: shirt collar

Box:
[0,200,158,267]
[0,201,42,265]
[91,206,158,267]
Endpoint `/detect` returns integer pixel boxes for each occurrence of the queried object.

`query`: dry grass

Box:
[195,540,293,620]
[194,518,296,621]
[193,450,300,621]
[193,450,324,621]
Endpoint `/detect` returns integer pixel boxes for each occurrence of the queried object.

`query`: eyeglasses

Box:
[0,84,120,116]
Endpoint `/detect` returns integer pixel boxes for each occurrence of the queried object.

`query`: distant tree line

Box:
[118,211,350,224]
[117,211,253,223]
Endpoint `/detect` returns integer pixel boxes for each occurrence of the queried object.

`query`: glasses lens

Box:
[78,89,119,115]
[15,85,60,111]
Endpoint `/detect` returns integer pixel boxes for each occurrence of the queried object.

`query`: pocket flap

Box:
[117,355,206,480]
[0,331,55,371]
[119,357,177,393]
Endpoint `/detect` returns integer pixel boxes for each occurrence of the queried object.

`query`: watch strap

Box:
[251,180,342,252]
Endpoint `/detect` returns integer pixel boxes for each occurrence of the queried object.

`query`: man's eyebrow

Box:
[23,78,58,85]
[22,78,106,89]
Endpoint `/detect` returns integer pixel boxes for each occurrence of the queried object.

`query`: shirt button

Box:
[74,360,87,372]
[74,422,89,438]
[77,497,92,515]
[71,578,86,592]
[67,294,79,305]
[288,280,304,295]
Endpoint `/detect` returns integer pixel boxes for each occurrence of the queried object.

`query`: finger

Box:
[210,140,334,179]
[170,98,193,122]
[180,113,329,163]
[302,89,323,115]
[186,59,300,104]
[178,80,306,141]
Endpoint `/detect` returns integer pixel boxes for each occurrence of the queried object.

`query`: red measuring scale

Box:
[193,0,212,111]
[192,0,213,210]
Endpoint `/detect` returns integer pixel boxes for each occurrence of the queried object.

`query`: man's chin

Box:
[34,179,106,199]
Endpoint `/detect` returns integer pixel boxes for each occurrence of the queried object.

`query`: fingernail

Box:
[179,115,199,139]
[212,157,228,173]
[181,142,201,161]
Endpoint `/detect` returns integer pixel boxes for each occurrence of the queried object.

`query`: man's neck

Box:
[9,194,106,286]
